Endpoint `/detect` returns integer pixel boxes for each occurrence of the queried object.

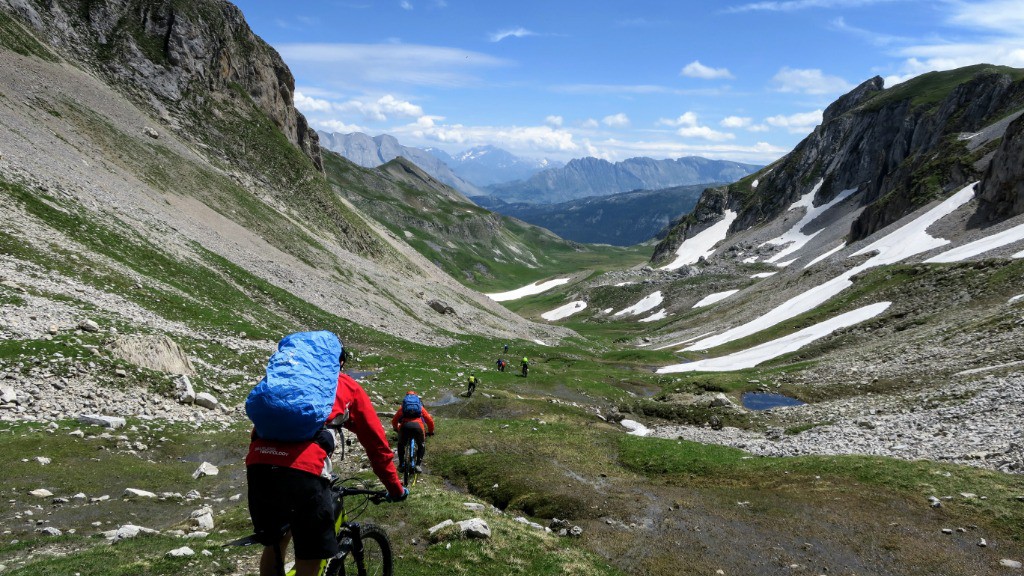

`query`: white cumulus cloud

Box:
[294,91,336,113]
[681,60,734,79]
[602,113,630,127]
[339,95,424,122]
[772,67,853,95]
[657,112,734,141]
[545,115,564,127]
[765,109,824,134]
[316,119,365,134]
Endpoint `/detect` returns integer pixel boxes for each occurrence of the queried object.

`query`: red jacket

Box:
[246,373,403,496]
[391,404,435,434]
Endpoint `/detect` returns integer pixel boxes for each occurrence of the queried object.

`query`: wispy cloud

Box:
[829,16,907,46]
[765,109,823,134]
[278,43,510,88]
[489,27,537,42]
[721,115,770,131]
[681,60,735,80]
[771,67,853,94]
[725,0,901,13]
[879,1,1024,84]
[552,83,729,96]
[545,115,564,127]
[400,1,413,10]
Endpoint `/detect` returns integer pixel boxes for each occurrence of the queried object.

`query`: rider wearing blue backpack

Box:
[390,391,435,473]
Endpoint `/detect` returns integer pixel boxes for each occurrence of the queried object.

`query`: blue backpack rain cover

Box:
[402,393,422,418]
[245,331,342,442]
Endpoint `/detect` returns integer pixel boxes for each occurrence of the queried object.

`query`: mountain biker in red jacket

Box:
[246,350,406,576]
[391,391,435,473]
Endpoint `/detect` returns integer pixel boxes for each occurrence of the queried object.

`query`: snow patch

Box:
[924,222,1024,263]
[750,272,776,279]
[693,290,739,308]
[639,308,668,322]
[614,291,664,317]
[620,419,650,436]
[1010,294,1024,304]
[659,302,891,373]
[541,300,587,321]
[760,183,855,265]
[681,183,977,352]
[660,211,737,270]
[653,331,715,351]
[486,278,571,302]
[803,242,846,269]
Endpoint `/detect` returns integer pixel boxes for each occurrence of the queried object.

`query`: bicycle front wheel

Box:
[326,523,393,576]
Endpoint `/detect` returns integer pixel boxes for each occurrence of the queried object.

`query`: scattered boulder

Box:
[192,462,219,479]
[190,507,214,531]
[1000,559,1022,569]
[143,127,160,139]
[462,502,485,512]
[78,414,126,429]
[194,393,219,410]
[427,300,456,315]
[105,524,159,541]
[37,527,62,536]
[175,375,196,404]
[78,319,100,333]
[167,546,194,558]
[29,489,53,498]
[514,517,544,530]
[427,519,454,537]
[457,518,491,539]
[1,386,18,404]
[123,488,157,499]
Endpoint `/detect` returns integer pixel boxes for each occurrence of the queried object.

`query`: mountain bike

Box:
[521,363,528,377]
[229,475,394,576]
[401,436,419,488]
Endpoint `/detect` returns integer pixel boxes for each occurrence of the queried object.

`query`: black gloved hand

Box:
[386,487,409,502]
[314,428,336,455]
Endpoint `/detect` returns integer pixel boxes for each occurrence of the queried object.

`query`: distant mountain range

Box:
[483,156,761,204]
[426,145,563,186]
[476,184,709,246]
[317,131,485,196]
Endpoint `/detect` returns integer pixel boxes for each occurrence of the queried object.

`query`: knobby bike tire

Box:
[325,523,393,576]
[403,437,416,487]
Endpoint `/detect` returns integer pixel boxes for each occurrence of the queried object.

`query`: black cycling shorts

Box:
[247,464,338,560]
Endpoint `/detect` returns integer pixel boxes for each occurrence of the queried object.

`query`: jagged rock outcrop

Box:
[1,0,322,169]
[977,112,1024,220]
[652,65,1024,264]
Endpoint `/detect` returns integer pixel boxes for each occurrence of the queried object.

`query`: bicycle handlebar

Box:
[329,476,390,503]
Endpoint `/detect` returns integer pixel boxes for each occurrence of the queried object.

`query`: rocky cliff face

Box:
[652,65,1024,264]
[977,112,1024,220]
[1,0,322,169]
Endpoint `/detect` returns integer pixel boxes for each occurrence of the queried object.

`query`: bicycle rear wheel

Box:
[326,523,393,576]
[403,437,416,487]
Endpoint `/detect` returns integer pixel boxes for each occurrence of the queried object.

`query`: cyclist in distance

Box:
[521,356,529,377]
[246,346,407,576]
[391,391,435,474]
[467,373,478,396]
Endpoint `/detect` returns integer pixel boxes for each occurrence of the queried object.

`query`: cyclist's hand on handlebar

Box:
[427,431,434,437]
[385,487,409,503]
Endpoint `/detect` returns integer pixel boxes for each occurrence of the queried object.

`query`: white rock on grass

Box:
[29,489,53,498]
[166,546,194,558]
[123,488,157,499]
[427,520,454,536]
[462,502,485,511]
[34,456,51,465]
[457,518,491,539]
[78,414,126,429]
[37,527,62,536]
[192,462,219,479]
[999,559,1022,569]
[190,507,214,531]
[194,393,219,410]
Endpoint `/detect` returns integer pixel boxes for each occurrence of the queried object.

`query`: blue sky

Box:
[231,0,1024,164]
